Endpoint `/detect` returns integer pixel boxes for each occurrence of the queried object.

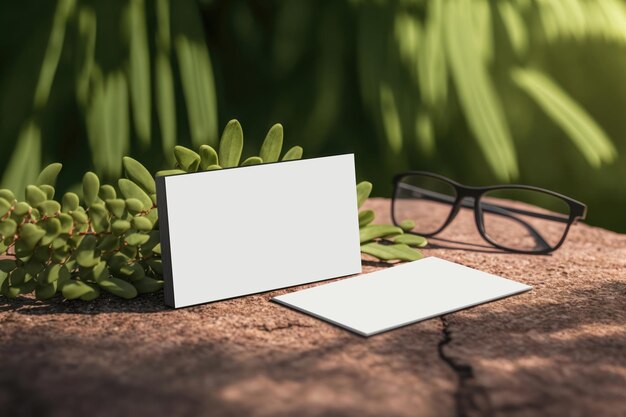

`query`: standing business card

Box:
[156,154,362,308]
[272,257,532,336]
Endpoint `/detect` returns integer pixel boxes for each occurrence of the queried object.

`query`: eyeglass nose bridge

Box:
[440,188,483,231]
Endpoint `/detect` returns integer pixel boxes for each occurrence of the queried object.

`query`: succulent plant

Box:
[0,119,425,301]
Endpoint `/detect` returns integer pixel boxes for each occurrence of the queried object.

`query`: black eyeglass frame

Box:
[391,171,587,254]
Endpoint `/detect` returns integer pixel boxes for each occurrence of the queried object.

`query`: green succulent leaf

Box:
[241,156,263,166]
[62,192,80,212]
[359,224,403,243]
[75,235,100,268]
[0,189,16,203]
[131,216,153,231]
[0,259,17,273]
[125,233,150,246]
[358,210,375,227]
[0,219,17,238]
[82,171,100,207]
[199,144,219,169]
[98,277,137,299]
[282,146,303,161]
[206,165,222,170]
[360,242,423,261]
[112,219,131,236]
[260,123,283,163]
[36,163,63,187]
[398,219,415,232]
[125,198,144,215]
[88,203,109,232]
[25,185,47,207]
[174,146,201,172]
[39,185,55,199]
[0,198,11,217]
[62,280,96,300]
[118,179,152,210]
[105,199,127,218]
[99,184,117,201]
[156,169,186,176]
[123,156,156,194]
[356,181,373,208]
[392,234,428,247]
[38,200,61,217]
[133,277,163,293]
[218,119,243,168]
[19,223,46,248]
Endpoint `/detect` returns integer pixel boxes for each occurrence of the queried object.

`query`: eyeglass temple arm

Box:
[397,183,572,223]
[397,184,555,250]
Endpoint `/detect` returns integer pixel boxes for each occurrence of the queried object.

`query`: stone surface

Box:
[1,198,625,417]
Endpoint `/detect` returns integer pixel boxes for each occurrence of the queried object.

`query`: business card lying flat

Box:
[272,257,532,336]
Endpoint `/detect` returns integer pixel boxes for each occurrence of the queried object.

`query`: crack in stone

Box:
[438,316,494,417]
[258,322,313,332]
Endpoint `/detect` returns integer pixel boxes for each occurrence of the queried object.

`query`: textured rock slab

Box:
[1,198,625,417]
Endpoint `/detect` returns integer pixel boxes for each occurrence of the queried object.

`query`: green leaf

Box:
[358,210,375,227]
[218,120,243,167]
[127,0,151,146]
[0,198,11,217]
[206,165,221,170]
[123,156,156,194]
[155,51,177,161]
[98,277,138,299]
[174,146,201,172]
[88,204,109,233]
[398,219,415,232]
[359,224,403,243]
[0,219,17,238]
[356,181,372,208]
[62,280,96,300]
[125,233,150,246]
[39,185,55,199]
[62,192,80,212]
[25,185,47,207]
[156,169,186,176]
[19,223,46,248]
[0,259,17,273]
[392,234,428,247]
[241,156,263,166]
[112,220,131,236]
[38,200,61,217]
[282,146,303,161]
[99,184,117,201]
[124,198,145,214]
[0,189,16,202]
[131,216,153,231]
[199,145,219,169]
[1,120,41,200]
[58,213,73,233]
[105,199,127,218]
[82,171,100,207]
[71,210,88,224]
[118,179,152,210]
[260,123,283,163]
[512,68,617,166]
[75,235,100,268]
[360,242,423,262]
[133,277,164,294]
[36,163,63,187]
[79,283,101,301]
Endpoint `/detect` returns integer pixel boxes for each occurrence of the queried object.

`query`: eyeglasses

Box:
[391,172,587,254]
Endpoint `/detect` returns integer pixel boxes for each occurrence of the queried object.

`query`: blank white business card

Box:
[156,154,362,308]
[272,257,532,336]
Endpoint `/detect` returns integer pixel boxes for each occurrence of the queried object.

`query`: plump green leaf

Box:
[81,260,109,282]
[82,171,100,207]
[88,203,109,232]
[156,169,186,176]
[282,146,303,161]
[359,224,403,243]
[36,163,63,187]
[360,242,423,261]
[79,283,101,300]
[0,197,10,217]
[398,219,415,232]
[125,233,150,246]
[112,220,132,236]
[260,123,283,163]
[105,199,127,218]
[62,280,95,300]
[25,185,47,207]
[39,185,55,199]
[206,165,222,170]
[71,210,88,224]
[358,210,375,227]
[0,259,17,272]
[123,156,156,194]
[125,198,144,215]
[118,179,152,210]
[199,145,218,169]
[392,234,428,247]
[174,146,201,172]
[131,216,153,231]
[133,277,163,293]
[218,120,243,167]
[241,156,263,166]
[62,192,80,212]
[38,200,61,217]
[13,201,31,217]
[99,184,117,201]
[96,235,119,251]
[20,223,46,248]
[58,213,73,232]
[0,189,16,202]
[356,181,373,208]
[0,219,17,238]
[98,277,137,299]
[75,234,99,267]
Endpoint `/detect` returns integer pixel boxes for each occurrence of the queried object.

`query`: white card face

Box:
[273,257,532,336]
[156,154,362,308]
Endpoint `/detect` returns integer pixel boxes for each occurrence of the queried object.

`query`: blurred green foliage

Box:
[2,0,626,232]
